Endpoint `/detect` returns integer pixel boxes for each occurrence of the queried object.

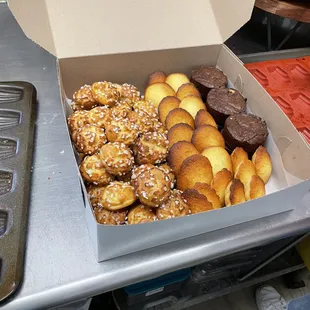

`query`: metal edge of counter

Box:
[4,215,310,310]
[239,47,310,63]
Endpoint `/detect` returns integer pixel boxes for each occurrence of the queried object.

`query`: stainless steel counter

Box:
[0,3,310,310]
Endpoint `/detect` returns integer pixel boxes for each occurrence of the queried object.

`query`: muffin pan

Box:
[0,138,17,160]
[245,56,310,145]
[0,82,36,302]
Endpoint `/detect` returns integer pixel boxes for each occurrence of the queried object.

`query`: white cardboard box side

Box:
[58,45,222,99]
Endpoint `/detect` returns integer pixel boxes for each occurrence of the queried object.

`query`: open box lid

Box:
[8,0,255,59]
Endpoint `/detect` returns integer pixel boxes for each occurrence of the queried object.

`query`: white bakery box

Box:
[9,0,310,261]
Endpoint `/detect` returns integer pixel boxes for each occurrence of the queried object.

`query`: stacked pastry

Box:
[144,68,272,212]
[68,81,191,225]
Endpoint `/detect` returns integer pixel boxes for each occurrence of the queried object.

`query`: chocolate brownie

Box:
[222,114,268,154]
[206,88,246,125]
[191,66,227,99]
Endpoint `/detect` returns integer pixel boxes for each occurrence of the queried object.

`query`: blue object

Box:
[124,268,190,296]
[288,294,310,310]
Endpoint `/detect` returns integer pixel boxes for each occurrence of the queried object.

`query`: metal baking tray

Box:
[0,82,36,302]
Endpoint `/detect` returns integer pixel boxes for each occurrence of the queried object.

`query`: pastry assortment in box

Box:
[67,66,273,226]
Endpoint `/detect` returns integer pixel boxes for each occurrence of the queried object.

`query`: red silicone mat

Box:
[245,56,310,144]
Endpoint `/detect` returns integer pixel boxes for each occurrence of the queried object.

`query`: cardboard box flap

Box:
[8,0,254,59]
[8,0,56,56]
[211,0,255,43]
